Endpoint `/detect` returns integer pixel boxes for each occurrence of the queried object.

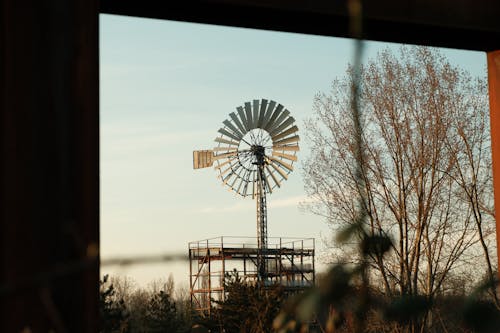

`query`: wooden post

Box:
[487,50,500,276]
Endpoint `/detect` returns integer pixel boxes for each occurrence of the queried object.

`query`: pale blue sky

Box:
[99,14,487,287]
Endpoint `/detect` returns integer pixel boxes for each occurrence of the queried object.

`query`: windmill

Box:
[193,99,299,281]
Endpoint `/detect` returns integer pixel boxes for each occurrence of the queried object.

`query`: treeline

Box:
[100,270,500,332]
[99,272,287,333]
[200,271,286,332]
[99,274,192,333]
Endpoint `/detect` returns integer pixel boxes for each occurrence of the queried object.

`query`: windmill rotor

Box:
[193,98,299,280]
[212,99,299,196]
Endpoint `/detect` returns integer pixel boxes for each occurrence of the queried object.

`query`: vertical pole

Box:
[207,239,211,316]
[487,50,500,276]
[221,237,225,302]
[312,238,316,285]
[189,246,193,312]
[256,166,267,281]
[279,238,282,284]
[244,251,247,277]
[300,240,304,285]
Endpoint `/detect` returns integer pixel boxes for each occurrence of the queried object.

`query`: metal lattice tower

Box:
[256,164,268,279]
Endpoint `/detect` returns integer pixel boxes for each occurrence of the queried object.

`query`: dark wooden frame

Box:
[1,1,499,331]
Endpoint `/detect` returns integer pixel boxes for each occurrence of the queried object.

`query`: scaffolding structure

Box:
[189,236,315,316]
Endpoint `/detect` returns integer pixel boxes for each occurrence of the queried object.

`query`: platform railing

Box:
[188,236,315,250]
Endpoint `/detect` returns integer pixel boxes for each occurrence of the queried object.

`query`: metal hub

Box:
[252,145,266,165]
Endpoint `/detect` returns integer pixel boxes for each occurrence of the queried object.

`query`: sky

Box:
[99,14,487,289]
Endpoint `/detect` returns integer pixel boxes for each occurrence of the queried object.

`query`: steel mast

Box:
[254,145,268,280]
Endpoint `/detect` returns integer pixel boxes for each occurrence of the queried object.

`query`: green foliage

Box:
[207,270,286,333]
[462,300,500,333]
[99,274,130,333]
[99,274,192,333]
[462,277,500,333]
[360,234,392,257]
[144,291,181,332]
[383,295,431,324]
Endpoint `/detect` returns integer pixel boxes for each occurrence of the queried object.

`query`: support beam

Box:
[101,0,500,51]
[487,50,500,276]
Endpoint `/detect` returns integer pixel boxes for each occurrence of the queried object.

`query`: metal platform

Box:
[189,236,315,316]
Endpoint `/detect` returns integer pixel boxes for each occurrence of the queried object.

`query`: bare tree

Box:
[303,46,495,309]
[147,274,175,295]
[109,275,137,305]
[444,81,499,307]
[100,274,193,332]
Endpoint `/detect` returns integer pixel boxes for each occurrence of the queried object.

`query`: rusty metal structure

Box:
[191,101,310,316]
[189,236,315,315]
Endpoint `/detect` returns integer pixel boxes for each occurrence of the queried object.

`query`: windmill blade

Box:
[214,158,236,170]
[222,171,237,185]
[229,112,246,135]
[235,177,245,195]
[242,176,250,197]
[261,100,276,129]
[264,104,284,131]
[219,164,234,177]
[252,100,260,129]
[213,147,238,152]
[213,151,238,161]
[215,136,239,146]
[265,165,281,188]
[273,135,300,146]
[223,119,244,138]
[261,169,272,193]
[257,99,268,128]
[272,151,298,162]
[237,106,248,131]
[270,116,295,137]
[273,144,299,152]
[222,168,242,186]
[224,163,243,176]
[268,158,288,180]
[229,172,240,188]
[218,128,241,141]
[267,155,294,172]
[235,169,248,196]
[244,102,253,130]
[219,162,242,178]
[267,109,290,134]
[271,125,298,141]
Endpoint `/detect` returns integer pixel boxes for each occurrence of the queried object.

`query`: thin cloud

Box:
[101,128,214,157]
[199,195,311,214]
[268,195,308,208]
[199,201,252,214]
